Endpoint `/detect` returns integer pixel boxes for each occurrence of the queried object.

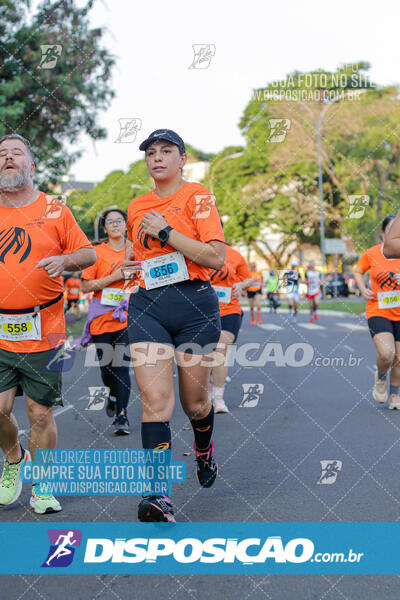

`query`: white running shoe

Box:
[389,394,400,410]
[372,371,387,404]
[213,397,229,414]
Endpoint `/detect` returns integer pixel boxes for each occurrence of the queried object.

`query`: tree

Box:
[211,63,400,263]
[0,0,115,185]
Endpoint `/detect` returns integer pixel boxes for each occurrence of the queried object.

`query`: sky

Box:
[67,0,400,182]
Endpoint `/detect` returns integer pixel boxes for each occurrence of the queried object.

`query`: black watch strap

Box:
[159,225,173,240]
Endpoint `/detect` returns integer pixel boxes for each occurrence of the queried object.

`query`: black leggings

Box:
[91,328,131,413]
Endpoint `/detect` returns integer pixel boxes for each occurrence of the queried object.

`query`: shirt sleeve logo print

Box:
[42,195,65,220]
[210,264,229,282]
[0,227,31,263]
[192,194,216,219]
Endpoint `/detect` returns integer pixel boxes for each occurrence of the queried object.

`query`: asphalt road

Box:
[1,307,400,599]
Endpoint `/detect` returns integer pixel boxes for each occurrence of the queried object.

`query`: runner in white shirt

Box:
[305,261,321,323]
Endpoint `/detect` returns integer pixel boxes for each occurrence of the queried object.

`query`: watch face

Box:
[159,230,167,242]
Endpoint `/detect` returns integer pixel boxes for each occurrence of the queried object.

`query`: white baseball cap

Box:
[290,258,298,266]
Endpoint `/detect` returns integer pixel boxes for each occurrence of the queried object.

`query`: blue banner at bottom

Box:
[0,522,397,574]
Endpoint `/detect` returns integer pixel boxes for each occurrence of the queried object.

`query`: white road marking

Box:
[366,365,376,373]
[343,345,355,352]
[297,323,326,330]
[53,405,73,418]
[337,322,368,332]
[257,323,283,331]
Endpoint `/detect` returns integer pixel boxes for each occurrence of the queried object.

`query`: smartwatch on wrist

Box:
[158,225,173,243]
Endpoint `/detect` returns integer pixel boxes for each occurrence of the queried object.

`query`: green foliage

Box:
[0,0,115,185]
[69,158,153,239]
[209,63,400,264]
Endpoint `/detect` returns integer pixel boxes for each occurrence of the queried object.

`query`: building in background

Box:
[183,160,209,183]
[49,175,96,201]
[60,175,96,197]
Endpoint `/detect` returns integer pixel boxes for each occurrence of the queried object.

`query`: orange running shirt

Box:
[65,277,81,300]
[210,245,250,316]
[126,182,225,288]
[81,242,129,335]
[0,192,92,352]
[357,243,400,320]
[247,270,263,292]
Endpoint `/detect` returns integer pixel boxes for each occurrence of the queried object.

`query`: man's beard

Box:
[0,163,31,191]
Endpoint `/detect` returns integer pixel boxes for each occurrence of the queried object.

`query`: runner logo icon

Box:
[42,338,76,373]
[39,45,62,69]
[347,195,369,219]
[188,44,216,69]
[115,118,142,143]
[267,118,291,143]
[317,460,342,485]
[43,195,65,219]
[240,383,264,408]
[42,529,82,568]
[192,194,216,219]
[86,386,110,411]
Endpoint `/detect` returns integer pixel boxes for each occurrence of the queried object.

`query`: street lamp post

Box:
[316,115,326,269]
[299,101,336,269]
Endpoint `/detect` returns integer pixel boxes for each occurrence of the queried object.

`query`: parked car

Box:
[323,273,349,298]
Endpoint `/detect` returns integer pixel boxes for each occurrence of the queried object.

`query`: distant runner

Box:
[266,269,280,314]
[284,259,300,323]
[305,261,321,323]
[247,262,263,325]
[64,272,81,318]
[355,214,400,409]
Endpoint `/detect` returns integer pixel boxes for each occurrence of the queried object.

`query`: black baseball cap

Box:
[139,129,186,153]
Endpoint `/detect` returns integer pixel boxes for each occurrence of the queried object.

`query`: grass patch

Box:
[315,301,365,314]
[241,300,366,314]
[65,315,86,338]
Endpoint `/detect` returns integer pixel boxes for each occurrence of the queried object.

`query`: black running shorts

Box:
[367,316,400,341]
[128,280,221,355]
[247,290,262,298]
[220,313,243,342]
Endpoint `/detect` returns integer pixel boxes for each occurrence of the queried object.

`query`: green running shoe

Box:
[0,446,30,506]
[30,483,62,514]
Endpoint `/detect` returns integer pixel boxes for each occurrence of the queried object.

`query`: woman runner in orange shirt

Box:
[81,210,133,434]
[354,214,400,409]
[210,244,254,413]
[123,129,225,522]
[247,263,263,325]
[64,272,81,318]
